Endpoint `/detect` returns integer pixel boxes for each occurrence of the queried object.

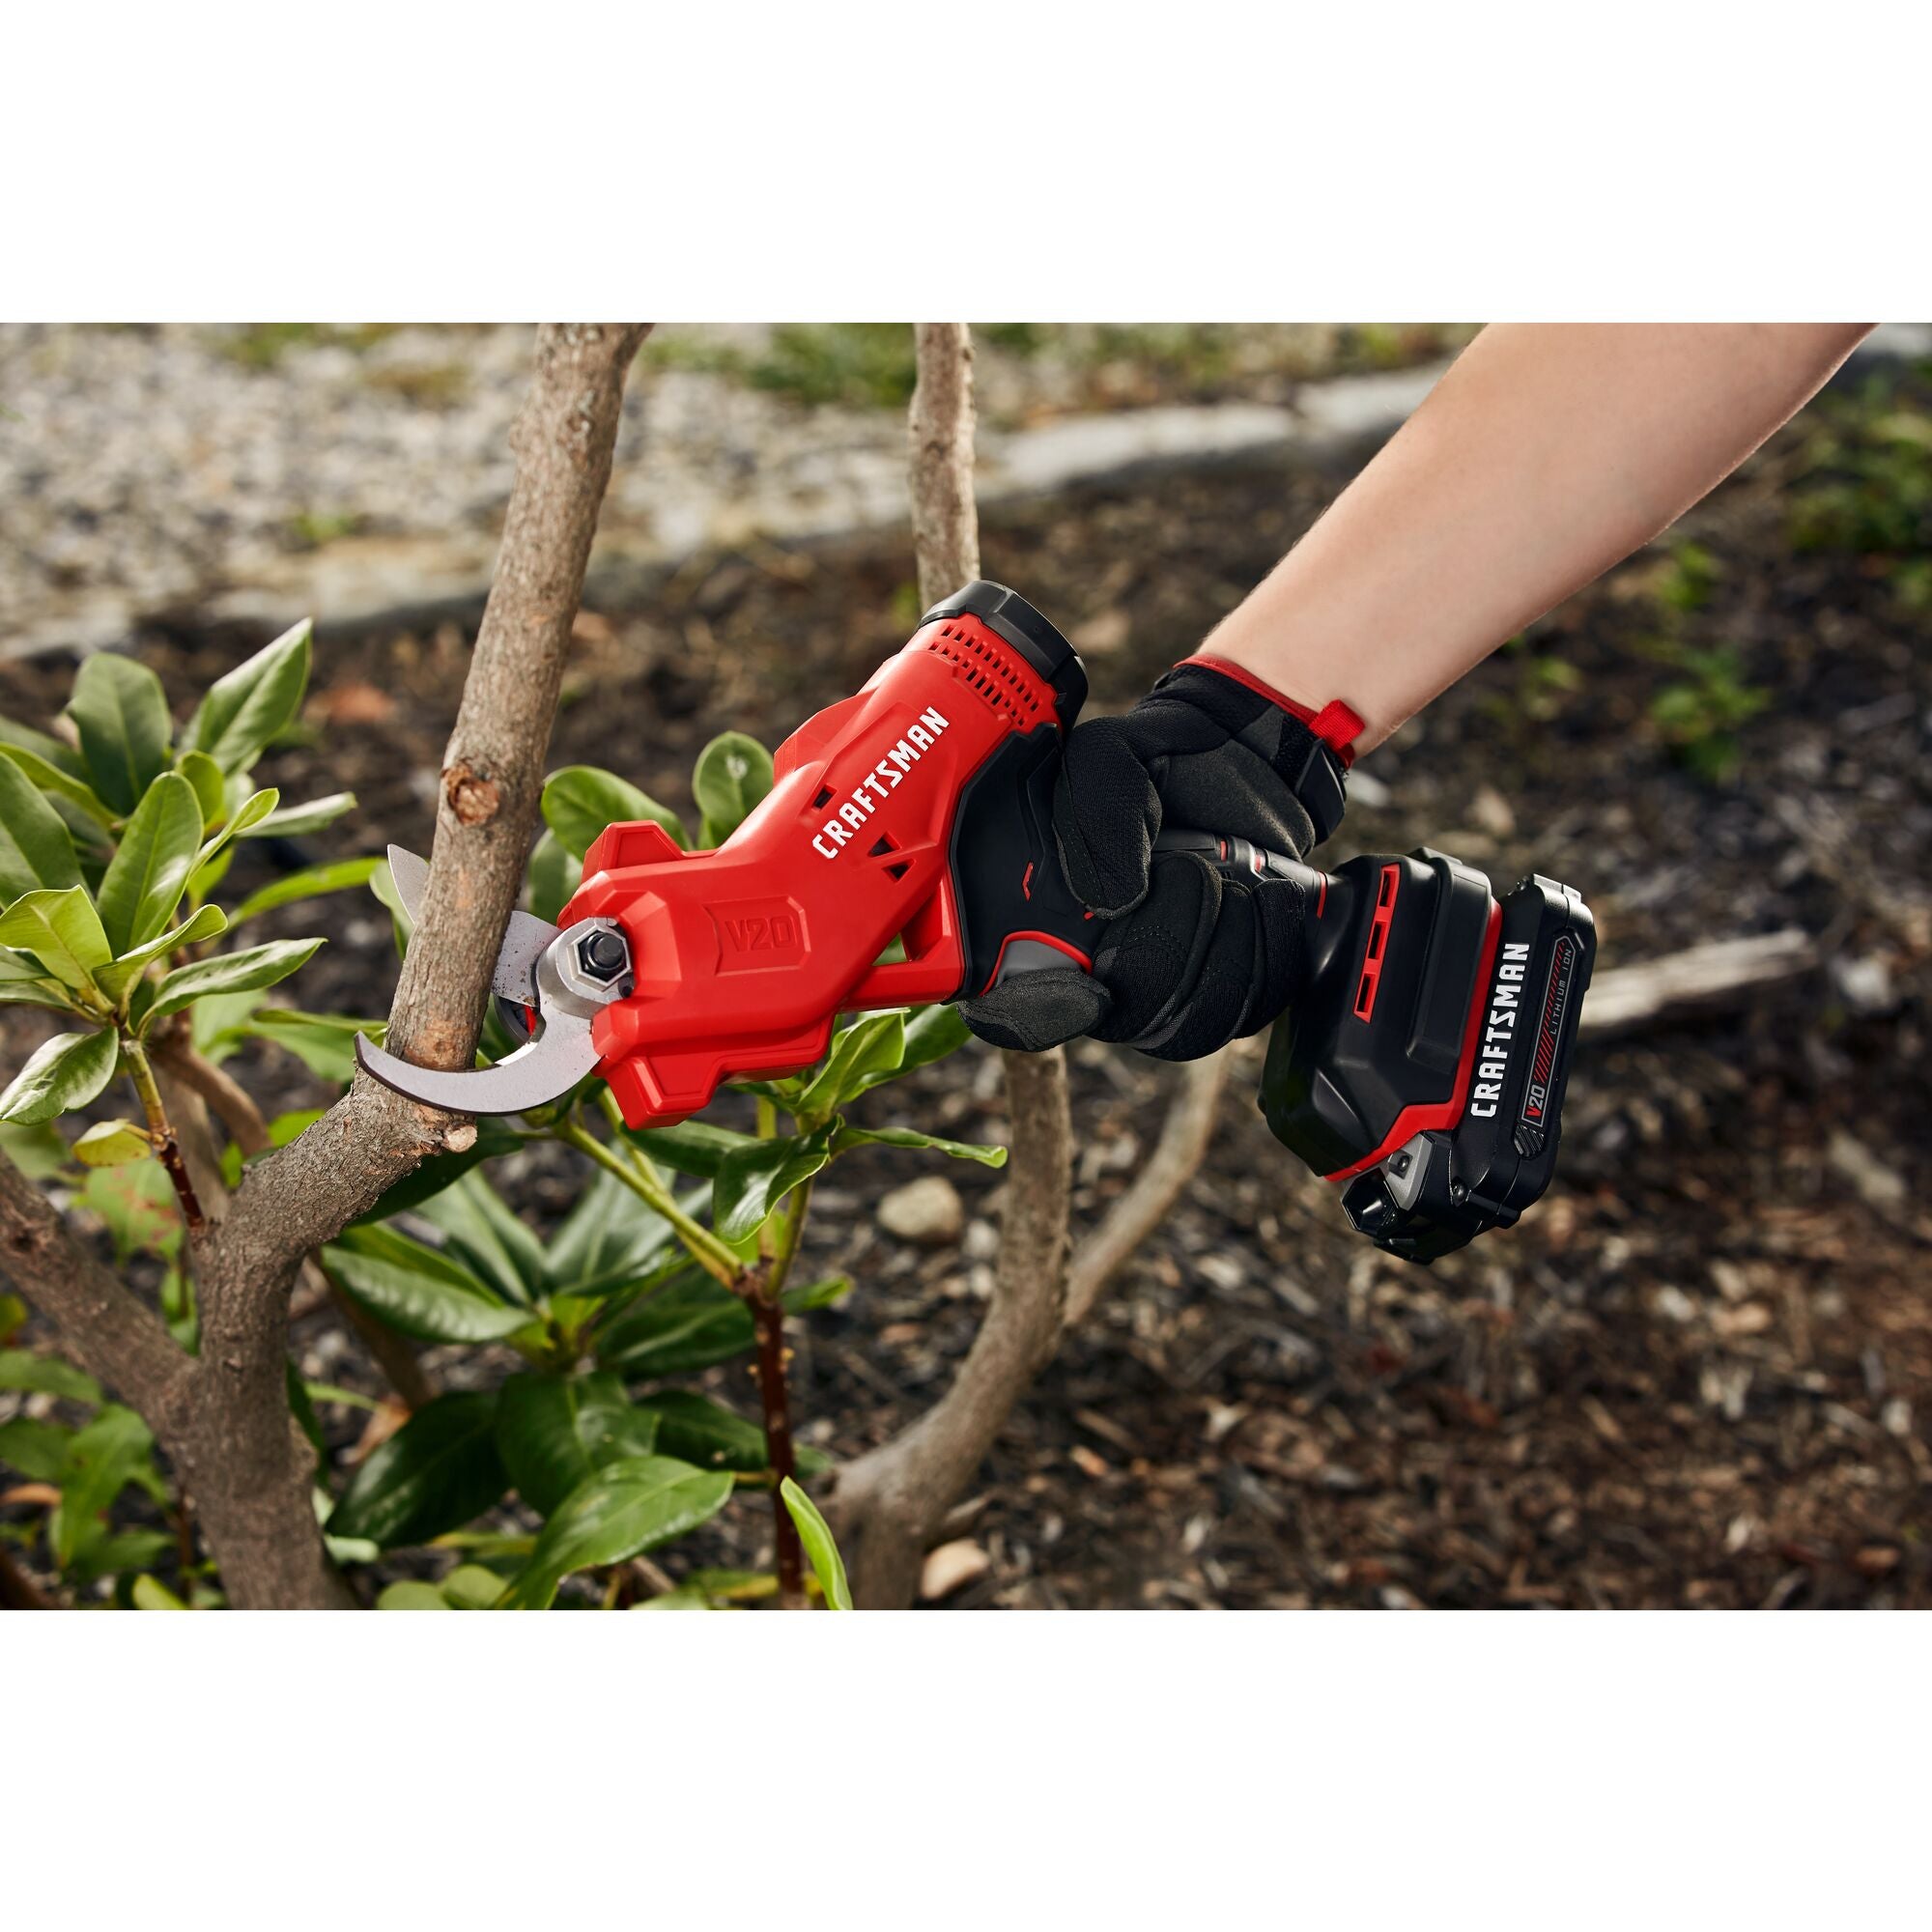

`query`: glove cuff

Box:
[1175,655,1365,765]
[1167,655,1362,846]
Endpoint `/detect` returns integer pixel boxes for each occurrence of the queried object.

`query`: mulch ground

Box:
[5,371,1929,1607]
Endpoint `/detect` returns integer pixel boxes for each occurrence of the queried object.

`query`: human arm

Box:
[1200,323,1873,748]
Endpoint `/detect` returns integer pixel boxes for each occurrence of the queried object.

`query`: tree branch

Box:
[829,327,1241,1605]
[1064,1048,1232,1329]
[172,323,651,1607]
[154,1037,434,1408]
[0,1148,191,1435]
[210,322,655,1284]
[829,323,1078,1606]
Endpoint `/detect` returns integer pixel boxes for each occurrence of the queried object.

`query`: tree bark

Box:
[0,1151,192,1439]
[835,1046,1073,1606]
[832,327,1238,1606]
[1064,1048,1232,1329]
[830,325,1078,1606]
[0,324,653,1609]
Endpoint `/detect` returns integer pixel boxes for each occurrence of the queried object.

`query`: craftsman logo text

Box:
[811,707,951,859]
[1468,941,1530,1119]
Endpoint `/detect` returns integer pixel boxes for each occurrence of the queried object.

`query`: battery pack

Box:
[1260,852,1596,1263]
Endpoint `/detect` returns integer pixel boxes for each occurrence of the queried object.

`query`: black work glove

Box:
[959,657,1360,1061]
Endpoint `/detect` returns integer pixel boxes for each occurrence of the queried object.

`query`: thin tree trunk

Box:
[832,326,1236,1606]
[0,325,653,1609]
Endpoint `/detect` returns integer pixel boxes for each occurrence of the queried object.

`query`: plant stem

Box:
[119,1033,207,1240]
[749,1259,805,1607]
[582,1094,811,1605]
[771,1177,812,1298]
[556,1119,743,1284]
[152,1030,270,1155]
[755,1097,779,1261]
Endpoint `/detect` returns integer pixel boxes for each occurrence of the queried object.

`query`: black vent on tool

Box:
[923,622,1041,719]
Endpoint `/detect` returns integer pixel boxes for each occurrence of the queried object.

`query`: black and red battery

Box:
[1252,846,1596,1263]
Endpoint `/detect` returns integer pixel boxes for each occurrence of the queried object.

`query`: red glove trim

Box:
[1178,655,1365,767]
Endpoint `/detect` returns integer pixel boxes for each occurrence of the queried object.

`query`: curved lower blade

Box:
[354,1019,601,1116]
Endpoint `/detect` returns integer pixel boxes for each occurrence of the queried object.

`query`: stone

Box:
[876,1175,964,1246]
[919,1540,991,1602]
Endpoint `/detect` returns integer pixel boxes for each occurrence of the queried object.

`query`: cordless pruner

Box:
[356,582,1594,1262]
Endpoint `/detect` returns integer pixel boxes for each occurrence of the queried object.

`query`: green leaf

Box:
[0,1293,25,1346]
[441,1563,510,1609]
[0,1029,118,1126]
[712,1123,836,1241]
[229,855,381,925]
[541,765,688,861]
[68,654,173,816]
[325,1224,528,1345]
[526,829,580,925]
[187,785,279,882]
[888,1003,973,1082]
[242,791,355,839]
[781,1272,854,1315]
[416,1169,548,1307]
[0,742,115,831]
[623,1118,758,1179]
[0,947,76,1013]
[95,902,229,1005]
[376,1579,453,1609]
[593,1269,755,1377]
[682,1566,781,1605]
[0,753,81,900]
[0,1122,67,1179]
[0,711,85,780]
[543,1166,685,1298]
[96,772,203,954]
[143,938,322,1030]
[352,1122,525,1223]
[832,1122,1008,1167]
[242,1007,369,1083]
[71,1120,151,1168]
[633,1389,770,1471]
[0,886,112,993]
[68,1526,173,1585]
[284,1361,326,1459]
[175,749,228,830]
[691,730,775,846]
[131,1574,190,1610]
[496,1371,664,1517]
[0,1351,103,1404]
[79,1159,182,1263]
[0,1415,73,1481]
[497,1455,733,1609]
[54,1405,156,1568]
[369,856,412,956]
[185,619,312,774]
[796,1010,906,1117]
[189,985,268,1064]
[781,1476,852,1609]
[325,1390,507,1551]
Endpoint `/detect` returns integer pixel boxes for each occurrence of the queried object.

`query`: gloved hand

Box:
[959,657,1361,1061]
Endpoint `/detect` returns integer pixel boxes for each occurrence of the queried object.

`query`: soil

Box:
[5,370,1930,1609]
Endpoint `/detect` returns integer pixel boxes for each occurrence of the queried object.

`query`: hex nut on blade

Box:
[578,929,630,981]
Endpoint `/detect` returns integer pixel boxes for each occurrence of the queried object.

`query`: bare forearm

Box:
[1204,323,1872,749]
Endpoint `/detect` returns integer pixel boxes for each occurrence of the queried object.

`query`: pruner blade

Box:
[355,872,634,1116]
[385,845,558,1019]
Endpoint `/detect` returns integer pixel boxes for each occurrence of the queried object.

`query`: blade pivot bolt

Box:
[578,928,631,982]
